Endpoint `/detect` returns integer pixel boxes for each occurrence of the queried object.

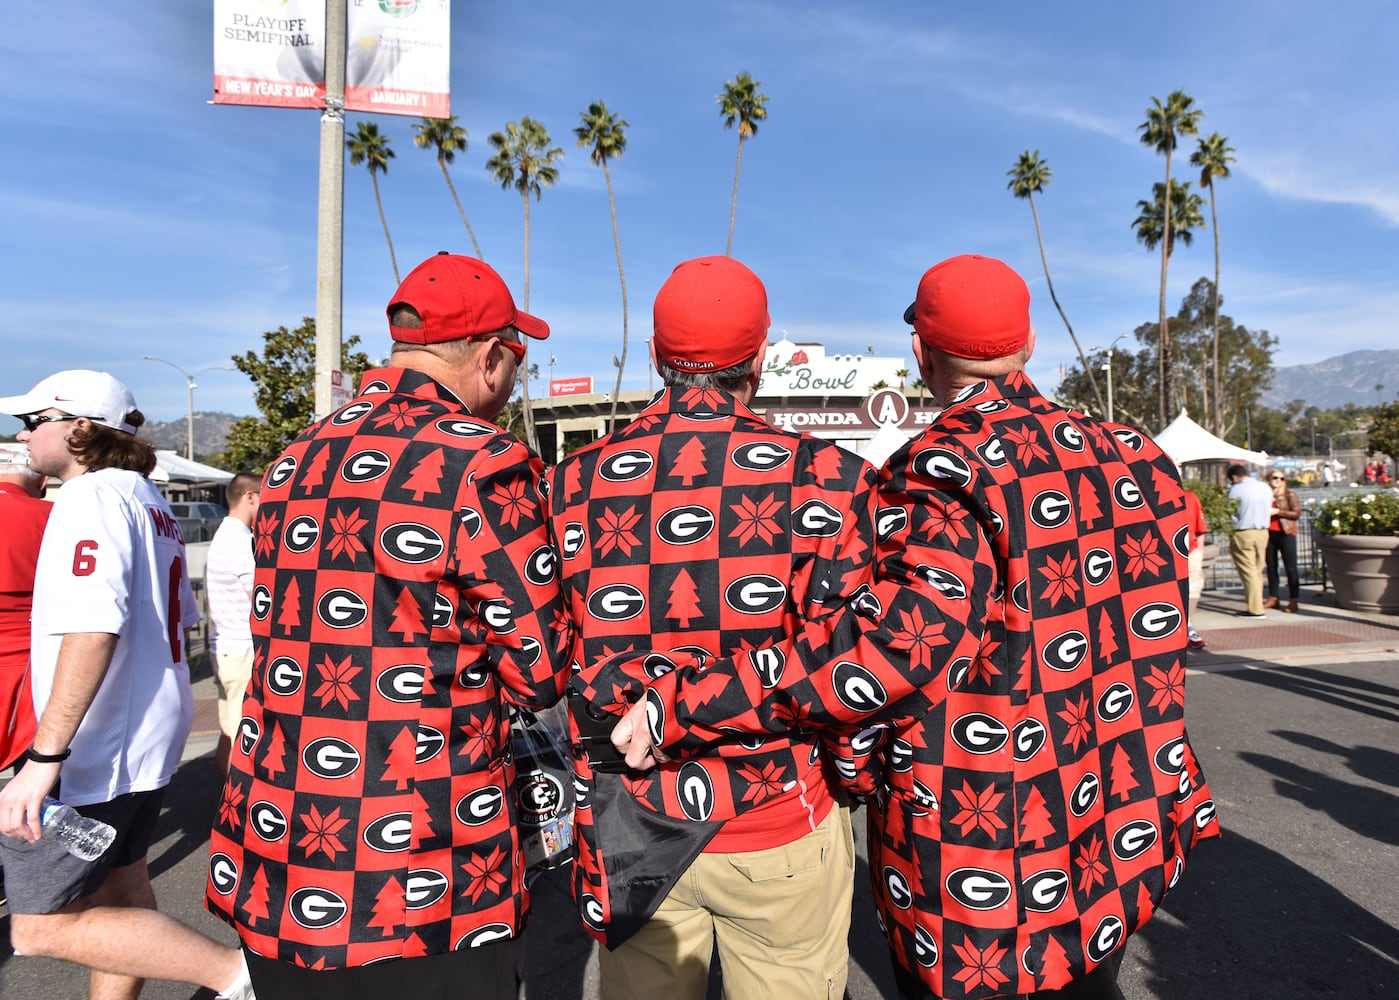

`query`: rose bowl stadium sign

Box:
[757,341,907,399]
[768,388,938,432]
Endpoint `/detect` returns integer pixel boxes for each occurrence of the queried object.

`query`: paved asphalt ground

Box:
[2,584,1396,999]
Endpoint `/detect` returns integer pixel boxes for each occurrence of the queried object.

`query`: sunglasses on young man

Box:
[19,413,82,432]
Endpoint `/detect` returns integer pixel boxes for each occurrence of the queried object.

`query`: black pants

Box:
[1266,530,1299,600]
[245,937,524,1000]
[894,949,1124,1000]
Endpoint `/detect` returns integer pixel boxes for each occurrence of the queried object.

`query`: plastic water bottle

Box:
[40,797,116,861]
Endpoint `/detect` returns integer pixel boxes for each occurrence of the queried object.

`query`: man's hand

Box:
[611,697,668,771]
[0,759,61,842]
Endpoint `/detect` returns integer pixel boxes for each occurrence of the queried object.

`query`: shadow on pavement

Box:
[1136,831,1399,999]
[1221,665,1399,724]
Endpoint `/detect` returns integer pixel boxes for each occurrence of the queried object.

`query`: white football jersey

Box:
[31,469,197,806]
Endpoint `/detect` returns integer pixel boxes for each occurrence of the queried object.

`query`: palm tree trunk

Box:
[1158,151,1173,432]
[1208,184,1222,436]
[519,191,537,453]
[727,136,745,257]
[1029,196,1104,416]
[372,172,400,284]
[440,156,484,260]
[604,160,628,433]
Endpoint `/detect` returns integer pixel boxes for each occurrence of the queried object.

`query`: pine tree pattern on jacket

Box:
[594,372,1220,996]
[205,367,574,968]
[549,385,881,943]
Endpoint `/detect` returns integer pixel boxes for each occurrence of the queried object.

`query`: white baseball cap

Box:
[0,370,140,435]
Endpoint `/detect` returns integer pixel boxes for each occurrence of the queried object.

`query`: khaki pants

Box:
[1230,528,1269,614]
[1187,546,1204,620]
[598,804,854,1000]
[214,649,255,739]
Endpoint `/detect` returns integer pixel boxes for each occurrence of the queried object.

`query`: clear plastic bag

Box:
[508,701,576,880]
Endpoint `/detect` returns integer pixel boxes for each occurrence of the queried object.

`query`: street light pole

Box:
[1100,334,1126,423]
[142,357,234,460]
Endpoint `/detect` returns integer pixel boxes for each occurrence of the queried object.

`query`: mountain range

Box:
[1259,349,1399,411]
[141,411,239,461]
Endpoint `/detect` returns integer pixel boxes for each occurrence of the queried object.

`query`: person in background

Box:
[0,460,50,775]
[206,253,574,1000]
[204,471,261,779]
[1183,486,1209,648]
[1264,469,1301,613]
[1226,463,1273,617]
[0,370,252,1000]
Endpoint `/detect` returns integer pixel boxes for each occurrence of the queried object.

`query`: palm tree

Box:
[895,368,909,391]
[1190,132,1235,435]
[1138,91,1203,430]
[1132,180,1205,417]
[346,120,400,284]
[1007,150,1105,416]
[413,116,484,260]
[717,72,768,256]
[574,101,630,432]
[485,117,563,452]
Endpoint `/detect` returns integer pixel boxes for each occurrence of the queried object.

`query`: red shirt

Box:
[0,482,50,770]
[206,368,574,969]
[608,372,1220,994]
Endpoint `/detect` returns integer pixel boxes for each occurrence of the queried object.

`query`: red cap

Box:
[387,253,549,345]
[652,256,770,372]
[903,254,1030,359]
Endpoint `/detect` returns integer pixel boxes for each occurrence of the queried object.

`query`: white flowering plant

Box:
[1313,488,1399,536]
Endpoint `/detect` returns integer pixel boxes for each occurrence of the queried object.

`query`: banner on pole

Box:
[213,0,450,117]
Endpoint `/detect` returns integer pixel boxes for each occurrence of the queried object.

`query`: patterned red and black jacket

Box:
[592,372,1220,995]
[206,367,574,969]
[549,385,879,947]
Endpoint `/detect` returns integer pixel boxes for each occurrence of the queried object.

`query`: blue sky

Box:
[3,1,1396,429]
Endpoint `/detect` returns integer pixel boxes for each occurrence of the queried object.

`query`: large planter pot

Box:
[1318,534,1399,614]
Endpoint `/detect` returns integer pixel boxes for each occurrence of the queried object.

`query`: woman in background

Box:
[1265,469,1302,612]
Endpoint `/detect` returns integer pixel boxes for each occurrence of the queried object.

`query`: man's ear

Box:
[1024,325,1037,362]
[748,341,768,383]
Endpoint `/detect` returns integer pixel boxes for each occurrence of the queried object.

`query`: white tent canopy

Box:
[1153,410,1269,467]
[154,450,233,485]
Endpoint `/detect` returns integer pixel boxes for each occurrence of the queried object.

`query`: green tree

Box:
[1132,179,1205,422]
[347,120,400,283]
[1369,398,1399,464]
[1007,150,1104,415]
[216,318,373,472]
[485,116,563,453]
[413,116,484,260]
[574,100,631,432]
[1056,277,1276,441]
[718,72,768,256]
[1190,132,1236,435]
[1138,90,1204,430]
[1059,341,1157,431]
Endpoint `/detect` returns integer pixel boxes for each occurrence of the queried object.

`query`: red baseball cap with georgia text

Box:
[652,256,770,372]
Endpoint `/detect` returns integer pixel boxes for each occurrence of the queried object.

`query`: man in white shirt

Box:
[0,370,253,1000]
[1227,463,1273,617]
[205,472,260,779]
